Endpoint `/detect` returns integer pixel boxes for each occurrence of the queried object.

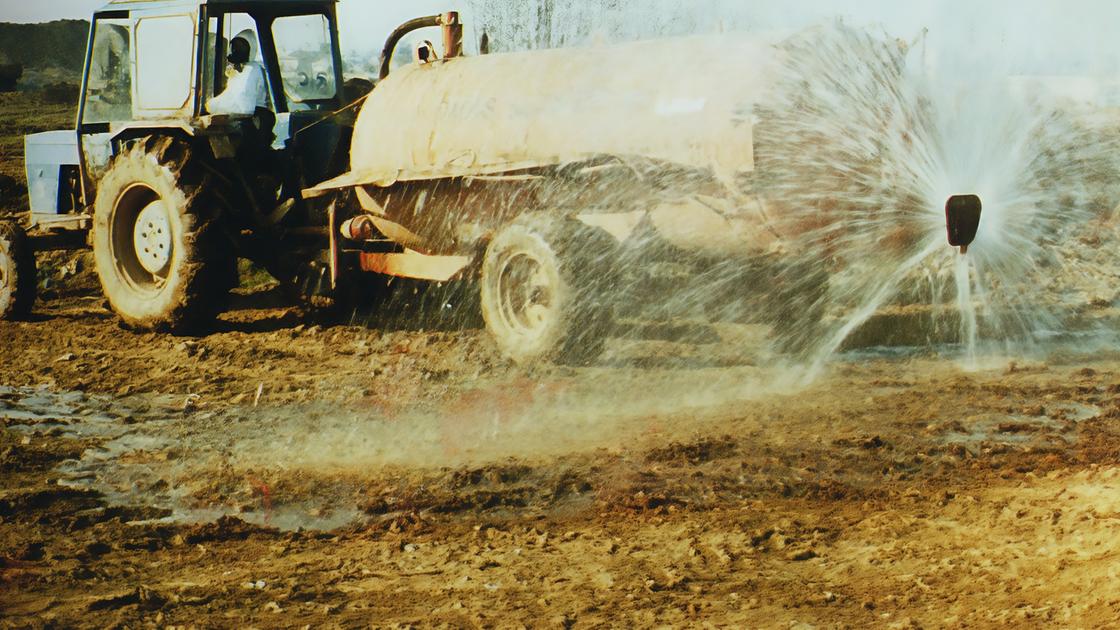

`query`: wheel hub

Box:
[499,253,554,335]
[133,201,172,275]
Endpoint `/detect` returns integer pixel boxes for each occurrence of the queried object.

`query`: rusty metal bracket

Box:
[360,250,471,282]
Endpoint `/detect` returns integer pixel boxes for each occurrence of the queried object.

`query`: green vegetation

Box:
[0,20,89,73]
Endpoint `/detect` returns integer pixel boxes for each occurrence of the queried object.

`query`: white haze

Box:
[341,1,1120,107]
[5,0,1120,98]
[362,0,1120,77]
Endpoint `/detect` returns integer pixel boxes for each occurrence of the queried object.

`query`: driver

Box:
[207,30,268,116]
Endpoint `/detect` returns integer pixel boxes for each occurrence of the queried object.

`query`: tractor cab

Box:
[78,0,346,189]
[5,0,352,325]
[22,0,347,235]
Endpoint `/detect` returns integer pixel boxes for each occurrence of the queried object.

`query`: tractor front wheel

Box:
[93,137,233,332]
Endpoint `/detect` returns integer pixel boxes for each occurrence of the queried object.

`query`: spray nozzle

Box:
[946,194,982,255]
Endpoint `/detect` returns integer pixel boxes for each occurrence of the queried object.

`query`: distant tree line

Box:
[467,0,710,52]
[0,20,89,72]
[467,0,627,51]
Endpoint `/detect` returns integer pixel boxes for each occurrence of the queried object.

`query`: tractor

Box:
[4,1,923,364]
[4,0,352,331]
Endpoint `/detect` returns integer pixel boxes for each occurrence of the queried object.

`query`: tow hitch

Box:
[946,194,982,254]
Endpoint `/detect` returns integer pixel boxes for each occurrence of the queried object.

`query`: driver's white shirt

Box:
[207,62,268,116]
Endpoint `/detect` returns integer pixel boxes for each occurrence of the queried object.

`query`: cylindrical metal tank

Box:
[324,33,794,260]
[349,34,781,186]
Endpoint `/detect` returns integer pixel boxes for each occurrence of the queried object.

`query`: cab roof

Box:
[99,0,337,14]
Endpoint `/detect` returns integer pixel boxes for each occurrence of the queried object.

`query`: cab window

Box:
[83,18,132,123]
[272,14,337,109]
[134,14,195,112]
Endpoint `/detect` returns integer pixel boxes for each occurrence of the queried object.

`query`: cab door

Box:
[77,7,199,203]
[77,11,133,185]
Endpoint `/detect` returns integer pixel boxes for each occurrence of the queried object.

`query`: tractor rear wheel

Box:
[93,137,233,332]
[480,213,616,365]
[0,221,36,320]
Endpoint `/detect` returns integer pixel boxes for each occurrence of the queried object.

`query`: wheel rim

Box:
[133,200,173,275]
[110,183,173,293]
[496,252,555,338]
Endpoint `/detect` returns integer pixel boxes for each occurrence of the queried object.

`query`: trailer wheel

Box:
[93,137,233,332]
[480,213,615,365]
[0,221,37,320]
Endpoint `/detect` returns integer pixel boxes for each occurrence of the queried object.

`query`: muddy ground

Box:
[4,86,1120,628]
[3,284,1120,629]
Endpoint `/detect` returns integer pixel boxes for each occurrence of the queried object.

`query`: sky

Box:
[2,0,1119,76]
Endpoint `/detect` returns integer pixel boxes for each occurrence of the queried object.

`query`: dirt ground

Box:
[4,83,1120,628]
[4,284,1120,629]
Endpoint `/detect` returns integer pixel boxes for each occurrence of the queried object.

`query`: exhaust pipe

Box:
[946,194,982,254]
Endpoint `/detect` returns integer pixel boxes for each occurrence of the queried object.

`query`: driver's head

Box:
[228,36,251,65]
